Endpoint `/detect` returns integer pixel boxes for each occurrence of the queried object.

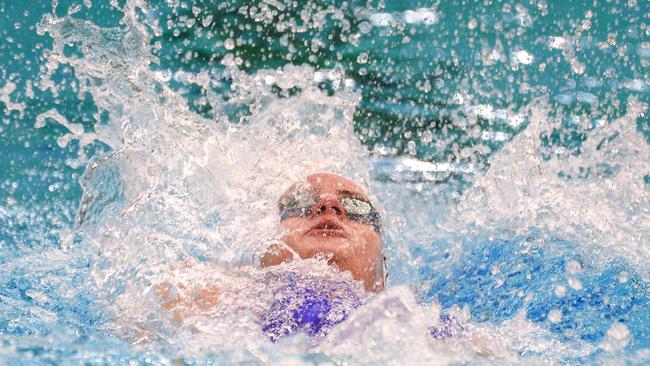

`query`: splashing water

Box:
[1,0,649,364]
[448,97,649,266]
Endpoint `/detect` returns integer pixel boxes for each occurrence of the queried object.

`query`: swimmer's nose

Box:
[311,195,345,218]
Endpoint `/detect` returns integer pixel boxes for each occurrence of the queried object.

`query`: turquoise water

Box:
[1,0,649,364]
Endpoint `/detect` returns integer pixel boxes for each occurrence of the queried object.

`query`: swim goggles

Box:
[278,190,382,232]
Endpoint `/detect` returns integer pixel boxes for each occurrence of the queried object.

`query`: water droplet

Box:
[618,271,629,283]
[600,322,631,352]
[224,38,235,50]
[548,309,562,323]
[404,9,438,25]
[202,15,213,27]
[565,260,581,274]
[358,21,372,34]
[407,141,417,155]
[357,52,368,64]
[512,50,534,65]
[568,277,582,291]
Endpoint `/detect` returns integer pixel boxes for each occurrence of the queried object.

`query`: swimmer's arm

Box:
[154,269,221,323]
[155,282,221,322]
[155,243,292,322]
[259,242,295,267]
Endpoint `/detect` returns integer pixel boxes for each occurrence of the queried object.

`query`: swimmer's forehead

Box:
[280,173,370,200]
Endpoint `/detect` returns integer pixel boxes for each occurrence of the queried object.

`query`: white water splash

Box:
[445,97,649,267]
[37,4,387,358]
[0,81,26,118]
[29,1,649,363]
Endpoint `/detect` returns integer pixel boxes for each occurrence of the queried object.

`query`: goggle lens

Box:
[341,197,372,216]
[278,193,382,231]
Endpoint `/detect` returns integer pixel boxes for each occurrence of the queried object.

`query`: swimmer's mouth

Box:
[306,219,348,238]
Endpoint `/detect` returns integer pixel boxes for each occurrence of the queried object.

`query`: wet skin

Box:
[261,172,384,292]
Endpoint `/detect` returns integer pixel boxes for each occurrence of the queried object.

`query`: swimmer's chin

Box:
[299,234,352,248]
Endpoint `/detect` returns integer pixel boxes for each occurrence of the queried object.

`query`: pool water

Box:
[1,0,649,364]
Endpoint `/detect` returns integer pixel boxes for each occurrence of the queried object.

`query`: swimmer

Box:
[156,173,465,343]
[260,172,385,292]
[156,172,385,322]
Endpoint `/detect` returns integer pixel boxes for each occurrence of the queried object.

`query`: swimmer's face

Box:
[261,172,384,292]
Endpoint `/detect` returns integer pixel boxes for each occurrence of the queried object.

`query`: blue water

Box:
[1,0,649,364]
